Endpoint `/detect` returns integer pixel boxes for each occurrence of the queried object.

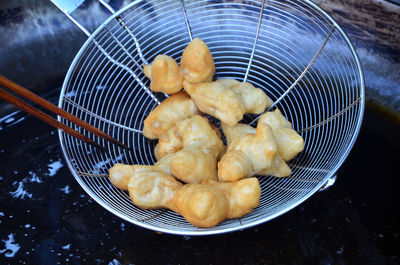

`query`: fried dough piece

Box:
[203,178,261,219]
[128,170,182,212]
[171,146,219,184]
[217,150,252,182]
[126,172,260,228]
[223,123,256,149]
[221,177,261,219]
[176,115,225,158]
[180,37,215,83]
[153,153,174,175]
[154,114,225,160]
[173,178,261,227]
[214,78,240,89]
[127,171,227,228]
[153,116,225,184]
[183,80,245,127]
[154,115,224,183]
[183,79,271,126]
[218,122,291,181]
[143,55,183,94]
[108,154,173,190]
[172,183,229,228]
[154,126,182,160]
[216,79,273,114]
[258,109,304,161]
[109,164,150,191]
[142,91,199,139]
[258,155,293,178]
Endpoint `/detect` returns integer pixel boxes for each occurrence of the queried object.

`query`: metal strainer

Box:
[53,0,364,235]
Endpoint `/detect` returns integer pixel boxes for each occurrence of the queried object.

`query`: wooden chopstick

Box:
[0,74,129,150]
[0,88,103,148]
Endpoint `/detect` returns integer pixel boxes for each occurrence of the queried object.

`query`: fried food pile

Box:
[109,37,304,228]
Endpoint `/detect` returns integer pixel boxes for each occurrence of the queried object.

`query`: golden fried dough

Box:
[203,178,261,219]
[142,91,199,139]
[172,183,229,228]
[216,79,273,114]
[108,154,173,190]
[180,37,215,83]
[154,126,182,160]
[156,115,224,184]
[110,154,260,228]
[153,153,174,175]
[125,171,260,227]
[171,146,219,184]
[223,123,256,149]
[258,155,292,178]
[143,55,183,94]
[218,122,291,181]
[176,115,225,158]
[128,170,182,211]
[216,150,252,182]
[154,114,225,160]
[220,177,261,219]
[258,109,304,161]
[108,38,308,229]
[215,78,241,89]
[173,178,261,227]
[183,80,245,127]
[109,164,151,191]
[183,79,272,126]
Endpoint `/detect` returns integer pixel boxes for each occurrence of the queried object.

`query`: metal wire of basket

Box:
[57,0,364,235]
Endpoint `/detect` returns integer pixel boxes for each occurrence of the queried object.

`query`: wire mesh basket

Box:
[57,0,364,235]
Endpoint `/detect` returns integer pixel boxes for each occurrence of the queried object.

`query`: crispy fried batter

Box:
[155,114,225,161]
[175,115,225,157]
[183,79,272,126]
[142,91,199,139]
[180,37,215,83]
[143,55,183,94]
[173,178,261,227]
[109,38,306,229]
[203,178,261,219]
[216,79,273,114]
[172,183,229,228]
[152,115,225,184]
[128,170,182,211]
[183,80,245,126]
[122,171,261,228]
[171,146,219,184]
[154,126,182,160]
[258,109,304,161]
[109,154,173,190]
[218,122,291,181]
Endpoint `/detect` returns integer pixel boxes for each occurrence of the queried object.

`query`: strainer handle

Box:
[50,0,148,65]
[50,0,117,37]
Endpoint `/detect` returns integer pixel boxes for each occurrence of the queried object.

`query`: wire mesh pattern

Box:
[58,0,364,235]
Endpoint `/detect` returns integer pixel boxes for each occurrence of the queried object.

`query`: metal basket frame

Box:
[55,0,365,235]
